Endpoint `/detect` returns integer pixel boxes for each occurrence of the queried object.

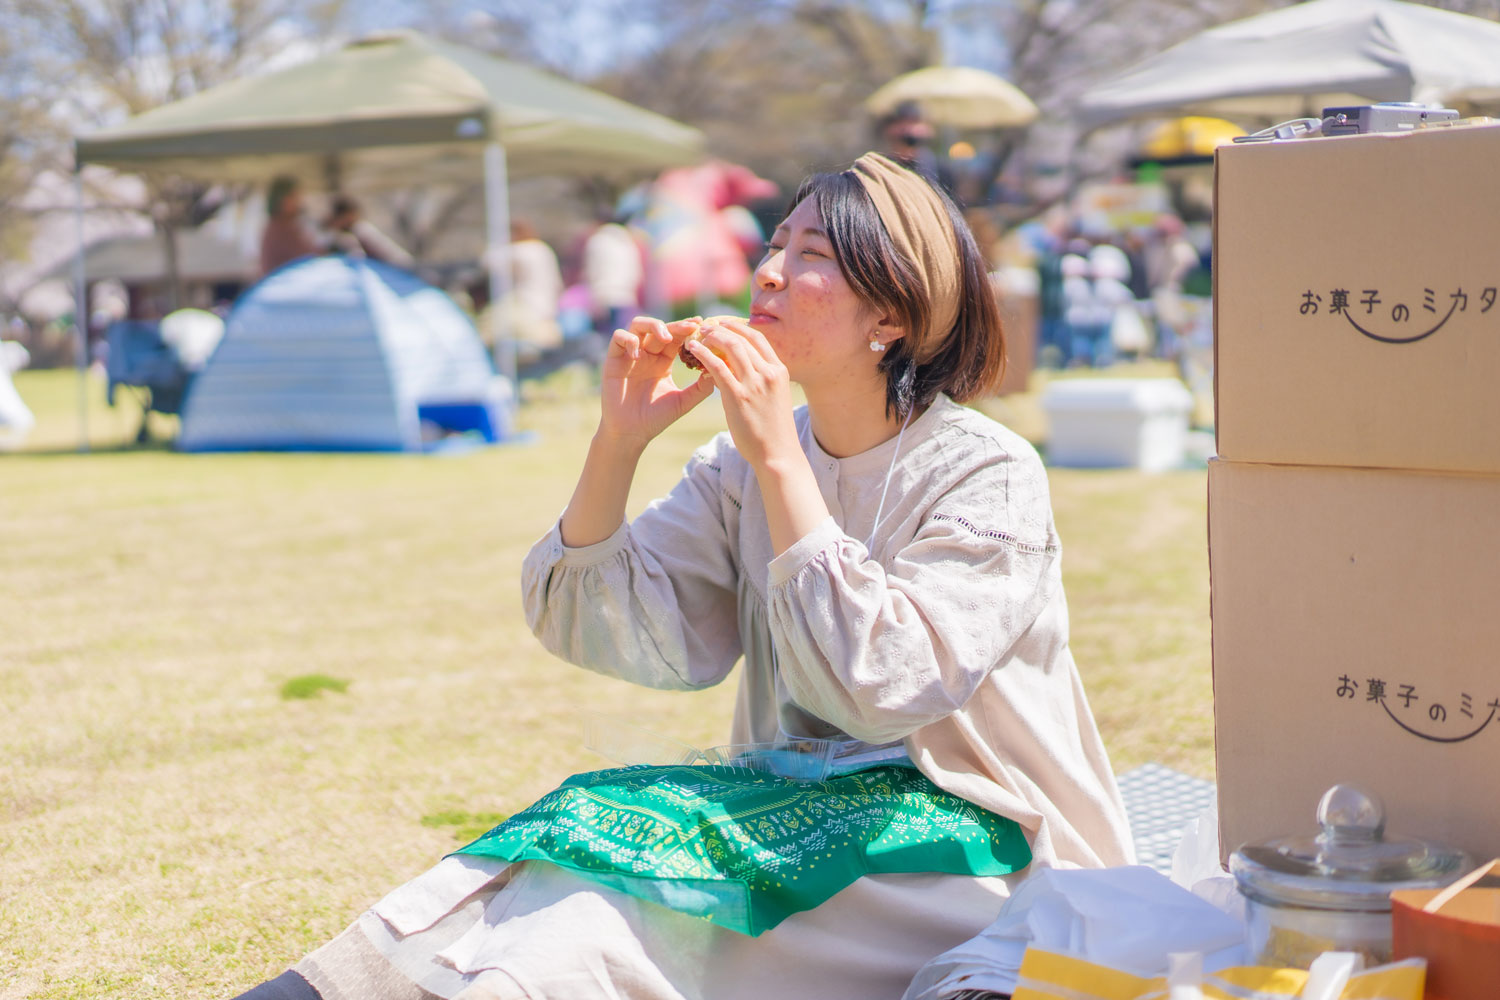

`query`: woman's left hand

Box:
[685,319,801,474]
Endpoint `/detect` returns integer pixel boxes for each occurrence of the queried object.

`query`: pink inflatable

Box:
[634,161,780,308]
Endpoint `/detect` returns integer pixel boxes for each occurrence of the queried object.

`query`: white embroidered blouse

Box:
[521,395,1134,870]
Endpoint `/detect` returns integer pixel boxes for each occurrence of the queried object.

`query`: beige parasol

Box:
[866,66,1039,129]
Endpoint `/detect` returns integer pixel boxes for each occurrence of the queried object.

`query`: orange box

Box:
[1392,861,1500,1000]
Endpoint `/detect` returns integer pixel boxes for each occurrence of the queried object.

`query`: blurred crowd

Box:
[1030,209,1209,370]
[4,102,1217,398]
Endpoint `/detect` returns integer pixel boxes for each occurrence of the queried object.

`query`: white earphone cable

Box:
[865,407,914,553]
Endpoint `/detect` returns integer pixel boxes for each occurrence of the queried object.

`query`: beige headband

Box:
[850,152,962,363]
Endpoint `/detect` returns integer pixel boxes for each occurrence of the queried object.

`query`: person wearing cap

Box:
[230,154,1132,1000]
[877,100,955,197]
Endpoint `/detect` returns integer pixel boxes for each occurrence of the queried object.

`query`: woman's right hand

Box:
[598,316,716,449]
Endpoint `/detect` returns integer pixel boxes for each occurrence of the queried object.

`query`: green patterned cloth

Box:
[453,764,1031,936]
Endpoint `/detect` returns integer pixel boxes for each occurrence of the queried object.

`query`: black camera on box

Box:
[1321,102,1459,135]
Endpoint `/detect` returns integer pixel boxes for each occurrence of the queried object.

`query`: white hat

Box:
[1060,253,1089,278]
[1088,244,1131,282]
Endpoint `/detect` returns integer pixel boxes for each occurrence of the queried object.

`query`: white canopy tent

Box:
[1076,0,1500,129]
[71,29,705,448]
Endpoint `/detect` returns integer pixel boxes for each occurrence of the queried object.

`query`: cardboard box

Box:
[1214,123,1500,474]
[1209,459,1500,865]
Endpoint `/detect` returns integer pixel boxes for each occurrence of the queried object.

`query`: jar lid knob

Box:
[1316,783,1386,845]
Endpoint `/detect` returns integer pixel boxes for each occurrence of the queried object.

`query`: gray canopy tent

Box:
[71,29,705,446]
[1076,0,1500,129]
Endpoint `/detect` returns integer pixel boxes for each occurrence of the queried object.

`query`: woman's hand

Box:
[599,316,716,450]
[686,320,830,555]
[561,315,711,549]
[684,319,800,473]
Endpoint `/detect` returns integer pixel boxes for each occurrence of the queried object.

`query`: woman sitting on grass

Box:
[234,153,1133,1000]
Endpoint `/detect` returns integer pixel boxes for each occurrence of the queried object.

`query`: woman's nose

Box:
[755,252,785,291]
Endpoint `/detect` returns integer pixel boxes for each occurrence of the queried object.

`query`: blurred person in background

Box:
[1033,211,1072,369]
[1059,248,1097,368]
[259,175,321,276]
[583,208,644,338]
[876,101,954,197]
[1146,214,1201,360]
[324,195,415,270]
[504,219,565,356]
[1121,228,1152,302]
[1089,243,1145,363]
[488,219,600,379]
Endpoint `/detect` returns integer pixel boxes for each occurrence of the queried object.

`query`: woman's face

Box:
[749,197,880,387]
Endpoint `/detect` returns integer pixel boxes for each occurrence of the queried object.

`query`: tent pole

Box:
[483,142,517,402]
[72,164,89,453]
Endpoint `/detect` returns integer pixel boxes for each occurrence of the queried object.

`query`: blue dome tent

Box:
[179,256,504,452]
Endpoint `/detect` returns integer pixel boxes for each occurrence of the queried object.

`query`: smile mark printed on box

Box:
[1334,673,1500,744]
[1297,284,1498,344]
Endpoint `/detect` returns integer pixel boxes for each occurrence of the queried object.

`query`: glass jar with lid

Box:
[1230,783,1470,968]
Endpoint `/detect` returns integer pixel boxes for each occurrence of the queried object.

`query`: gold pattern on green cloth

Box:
[453,764,1032,935]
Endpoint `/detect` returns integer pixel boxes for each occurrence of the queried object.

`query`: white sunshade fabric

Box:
[1076,0,1500,129]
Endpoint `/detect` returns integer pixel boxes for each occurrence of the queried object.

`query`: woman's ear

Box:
[872,313,908,351]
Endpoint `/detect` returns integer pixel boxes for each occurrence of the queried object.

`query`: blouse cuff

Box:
[548,518,630,568]
[767,515,845,589]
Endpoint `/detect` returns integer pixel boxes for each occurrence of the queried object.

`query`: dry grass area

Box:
[1,366,1210,999]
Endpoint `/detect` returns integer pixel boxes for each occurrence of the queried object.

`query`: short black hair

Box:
[790,166,1005,417]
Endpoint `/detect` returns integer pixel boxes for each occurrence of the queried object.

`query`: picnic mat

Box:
[1116,763,1216,874]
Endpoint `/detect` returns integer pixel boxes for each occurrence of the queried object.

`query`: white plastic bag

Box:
[1170,796,1246,922]
[903,866,1247,1000]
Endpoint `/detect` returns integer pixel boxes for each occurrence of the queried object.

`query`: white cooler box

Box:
[1041,378,1193,472]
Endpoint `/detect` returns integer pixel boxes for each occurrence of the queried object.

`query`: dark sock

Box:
[230,969,321,1000]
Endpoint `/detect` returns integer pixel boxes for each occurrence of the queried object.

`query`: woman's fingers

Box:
[608,328,641,361]
[699,321,779,378]
[664,317,704,342]
[713,317,779,363]
[627,315,668,339]
[627,315,689,355]
[684,338,735,384]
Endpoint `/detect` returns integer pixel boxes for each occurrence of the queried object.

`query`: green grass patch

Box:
[421,809,511,842]
[279,674,350,700]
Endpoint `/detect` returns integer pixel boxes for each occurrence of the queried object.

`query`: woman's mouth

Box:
[749,310,777,325]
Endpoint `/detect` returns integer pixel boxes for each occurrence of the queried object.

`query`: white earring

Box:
[869,339,887,353]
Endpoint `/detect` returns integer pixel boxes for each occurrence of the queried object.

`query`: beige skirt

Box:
[294,856,1023,1000]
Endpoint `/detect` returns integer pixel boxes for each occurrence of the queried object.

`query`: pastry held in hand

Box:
[678,316,748,371]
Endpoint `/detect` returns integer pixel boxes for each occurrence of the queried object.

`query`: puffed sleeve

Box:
[521,435,743,690]
[765,457,1060,744]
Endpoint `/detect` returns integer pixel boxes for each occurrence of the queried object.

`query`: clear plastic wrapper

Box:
[582,716,701,768]
[699,740,838,780]
[583,716,908,782]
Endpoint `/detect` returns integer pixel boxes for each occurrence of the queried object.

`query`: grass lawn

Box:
[1,365,1211,999]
